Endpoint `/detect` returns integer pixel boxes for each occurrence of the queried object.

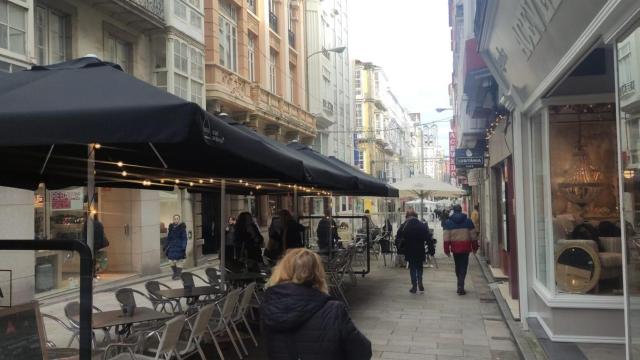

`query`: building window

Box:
[354,70,362,96]
[247,0,256,14]
[174,0,188,20]
[219,0,238,72]
[174,40,189,74]
[190,9,202,29]
[35,6,69,65]
[0,0,27,55]
[174,73,189,99]
[0,59,26,73]
[247,33,256,81]
[289,63,296,103]
[104,33,132,73]
[190,47,203,80]
[191,80,202,104]
[531,113,548,287]
[269,49,277,94]
[355,103,362,129]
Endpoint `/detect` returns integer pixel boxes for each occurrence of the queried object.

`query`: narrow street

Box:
[40,223,520,360]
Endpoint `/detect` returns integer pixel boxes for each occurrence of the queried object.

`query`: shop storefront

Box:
[617,19,640,358]
[476,0,640,346]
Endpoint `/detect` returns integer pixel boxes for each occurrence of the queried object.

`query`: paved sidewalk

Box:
[349,254,520,360]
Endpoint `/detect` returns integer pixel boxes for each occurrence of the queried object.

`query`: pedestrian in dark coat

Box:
[443,204,478,295]
[316,209,340,251]
[266,209,304,260]
[234,212,264,266]
[396,209,433,294]
[261,248,372,360]
[166,214,188,280]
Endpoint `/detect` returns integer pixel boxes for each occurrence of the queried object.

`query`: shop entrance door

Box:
[202,191,221,255]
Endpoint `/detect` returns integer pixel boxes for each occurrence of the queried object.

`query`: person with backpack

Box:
[261,248,372,360]
[443,204,478,295]
[396,209,433,294]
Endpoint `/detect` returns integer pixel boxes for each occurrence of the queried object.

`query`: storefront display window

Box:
[617,24,640,357]
[547,104,621,296]
[531,114,549,287]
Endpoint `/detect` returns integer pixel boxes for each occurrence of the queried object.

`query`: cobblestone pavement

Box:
[41,223,520,360]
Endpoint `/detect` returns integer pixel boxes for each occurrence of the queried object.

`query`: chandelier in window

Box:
[559,119,604,214]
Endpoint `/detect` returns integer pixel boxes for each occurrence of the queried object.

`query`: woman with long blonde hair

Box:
[261,248,371,360]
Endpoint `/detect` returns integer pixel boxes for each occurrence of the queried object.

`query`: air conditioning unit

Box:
[619,27,640,114]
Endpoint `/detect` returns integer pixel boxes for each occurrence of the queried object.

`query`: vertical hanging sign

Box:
[449,132,457,178]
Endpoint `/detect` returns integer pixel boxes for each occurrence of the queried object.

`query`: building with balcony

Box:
[305,0,353,165]
[204,0,315,144]
[354,59,414,216]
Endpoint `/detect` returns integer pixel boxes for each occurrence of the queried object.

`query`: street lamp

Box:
[435,107,453,113]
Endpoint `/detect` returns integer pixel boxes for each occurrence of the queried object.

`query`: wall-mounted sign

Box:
[0,270,11,307]
[455,148,485,169]
[50,188,83,211]
[449,132,457,178]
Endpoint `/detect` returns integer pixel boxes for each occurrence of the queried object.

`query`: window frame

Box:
[0,0,27,56]
[35,5,70,65]
[247,32,256,82]
[218,0,238,72]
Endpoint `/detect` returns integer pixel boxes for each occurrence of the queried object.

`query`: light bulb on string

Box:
[189,182,194,187]
[117,161,124,167]
[198,179,203,184]
[94,144,101,149]
[121,171,127,177]
[175,179,180,184]
[209,179,214,183]
[160,179,165,184]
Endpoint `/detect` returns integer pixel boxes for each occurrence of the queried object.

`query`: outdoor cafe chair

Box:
[103,314,186,360]
[174,303,216,359]
[64,301,112,348]
[145,281,182,314]
[208,288,244,359]
[42,312,90,349]
[180,271,222,304]
[205,267,228,293]
[231,282,259,348]
[115,288,163,335]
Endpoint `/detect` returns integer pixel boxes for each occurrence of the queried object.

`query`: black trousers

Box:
[453,253,470,289]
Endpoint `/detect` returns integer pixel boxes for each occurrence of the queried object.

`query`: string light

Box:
[121,171,127,177]
[117,161,123,167]
[142,180,151,186]
[189,182,194,186]
[94,144,101,149]
[209,179,214,183]
[160,179,165,184]
[198,179,204,184]
[175,179,180,184]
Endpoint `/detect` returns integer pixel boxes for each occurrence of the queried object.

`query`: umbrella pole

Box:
[87,144,95,253]
[420,190,424,222]
[219,179,226,282]
[293,187,298,219]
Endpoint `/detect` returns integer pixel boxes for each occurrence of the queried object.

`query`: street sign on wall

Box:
[455,148,485,169]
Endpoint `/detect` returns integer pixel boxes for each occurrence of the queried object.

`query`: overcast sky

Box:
[348,0,453,152]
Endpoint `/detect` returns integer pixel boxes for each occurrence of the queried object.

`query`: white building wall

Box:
[306,0,353,165]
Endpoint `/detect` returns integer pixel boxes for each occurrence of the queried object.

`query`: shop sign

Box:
[449,132,457,178]
[51,189,83,211]
[455,148,485,169]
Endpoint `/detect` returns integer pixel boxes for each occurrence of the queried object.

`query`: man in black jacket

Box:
[397,209,433,294]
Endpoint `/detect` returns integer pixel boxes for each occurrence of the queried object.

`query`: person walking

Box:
[166,214,188,280]
[443,204,478,295]
[396,209,433,294]
[316,209,340,252]
[261,248,372,360]
[234,212,264,267]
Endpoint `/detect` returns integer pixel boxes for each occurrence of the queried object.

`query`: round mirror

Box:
[555,244,601,294]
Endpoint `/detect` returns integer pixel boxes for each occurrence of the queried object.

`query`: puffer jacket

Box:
[261,283,372,360]
[396,217,433,262]
[165,223,187,260]
[443,212,478,255]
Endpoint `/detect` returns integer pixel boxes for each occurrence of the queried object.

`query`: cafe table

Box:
[155,285,224,308]
[70,307,171,339]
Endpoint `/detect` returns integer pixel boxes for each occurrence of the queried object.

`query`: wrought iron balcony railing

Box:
[269,12,278,32]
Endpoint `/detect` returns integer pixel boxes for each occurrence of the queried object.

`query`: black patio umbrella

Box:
[220,116,356,192]
[286,142,396,197]
[0,57,315,190]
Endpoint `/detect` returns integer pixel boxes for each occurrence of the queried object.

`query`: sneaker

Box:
[418,283,425,293]
[409,286,417,294]
[458,289,466,296]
